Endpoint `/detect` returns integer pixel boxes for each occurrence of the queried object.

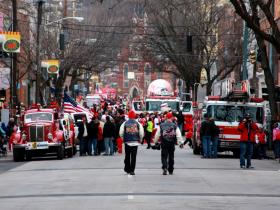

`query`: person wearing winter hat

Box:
[119,110,144,175]
[154,112,183,175]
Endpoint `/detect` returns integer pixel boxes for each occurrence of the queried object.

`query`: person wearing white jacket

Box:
[119,110,144,175]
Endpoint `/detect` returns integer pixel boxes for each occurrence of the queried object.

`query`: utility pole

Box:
[242,22,249,81]
[35,1,45,104]
[11,0,18,112]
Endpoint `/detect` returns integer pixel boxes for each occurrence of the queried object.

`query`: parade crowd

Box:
[1,99,280,174]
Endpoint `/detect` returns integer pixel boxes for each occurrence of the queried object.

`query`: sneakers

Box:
[240,165,246,169]
[169,171,173,175]
[162,169,167,175]
[130,172,135,175]
[246,166,254,169]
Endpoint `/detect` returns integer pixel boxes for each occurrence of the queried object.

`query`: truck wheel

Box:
[13,148,24,162]
[26,151,32,161]
[57,144,65,160]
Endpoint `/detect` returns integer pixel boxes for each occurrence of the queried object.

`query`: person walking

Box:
[119,110,144,175]
[209,118,219,158]
[154,112,183,175]
[200,114,212,158]
[103,116,116,155]
[176,111,184,134]
[145,117,153,149]
[238,113,258,169]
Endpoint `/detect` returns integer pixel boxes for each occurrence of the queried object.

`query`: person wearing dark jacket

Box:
[77,116,88,156]
[154,112,183,175]
[200,114,212,158]
[176,111,184,134]
[103,116,116,155]
[209,118,219,158]
[87,117,99,155]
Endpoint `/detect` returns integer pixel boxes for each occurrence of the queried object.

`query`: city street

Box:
[0,146,280,210]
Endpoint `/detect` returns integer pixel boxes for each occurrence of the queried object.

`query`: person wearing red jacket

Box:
[237,113,259,169]
[256,128,267,159]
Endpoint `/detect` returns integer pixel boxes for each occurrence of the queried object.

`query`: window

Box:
[144,63,151,75]
[157,72,162,79]
[124,63,129,79]
[132,63,138,71]
[124,81,129,88]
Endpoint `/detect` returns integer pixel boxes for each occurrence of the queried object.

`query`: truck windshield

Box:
[164,101,180,112]
[207,105,263,123]
[146,101,162,111]
[133,102,143,111]
[25,113,53,123]
[182,102,192,112]
[146,101,179,112]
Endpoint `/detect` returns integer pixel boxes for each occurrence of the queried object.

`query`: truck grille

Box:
[29,126,44,142]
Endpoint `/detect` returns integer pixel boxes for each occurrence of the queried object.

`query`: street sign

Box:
[0,32,21,53]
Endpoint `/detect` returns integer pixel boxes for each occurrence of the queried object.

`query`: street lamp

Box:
[45,17,84,26]
[193,83,200,102]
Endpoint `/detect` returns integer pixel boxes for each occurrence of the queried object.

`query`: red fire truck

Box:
[192,80,270,156]
[11,106,76,161]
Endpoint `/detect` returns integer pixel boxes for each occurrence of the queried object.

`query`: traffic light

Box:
[0,89,6,101]
[186,35,192,52]
[59,33,65,51]
[249,50,256,64]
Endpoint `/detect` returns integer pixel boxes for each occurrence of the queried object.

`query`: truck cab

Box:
[12,107,75,161]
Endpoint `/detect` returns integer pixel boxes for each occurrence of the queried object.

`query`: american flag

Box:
[64,93,93,118]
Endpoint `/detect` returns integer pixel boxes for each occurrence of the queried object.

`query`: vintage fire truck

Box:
[144,79,181,113]
[192,80,270,156]
[12,106,76,161]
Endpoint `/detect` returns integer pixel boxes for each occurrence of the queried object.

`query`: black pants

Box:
[124,144,138,173]
[258,144,266,159]
[145,132,152,148]
[161,144,175,173]
[79,137,87,155]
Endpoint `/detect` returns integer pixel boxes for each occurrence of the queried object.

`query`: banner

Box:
[0,31,21,53]
[41,60,60,74]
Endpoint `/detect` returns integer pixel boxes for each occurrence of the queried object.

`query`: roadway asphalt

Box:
[0,146,280,210]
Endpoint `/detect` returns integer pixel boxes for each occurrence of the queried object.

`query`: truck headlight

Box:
[22,133,27,141]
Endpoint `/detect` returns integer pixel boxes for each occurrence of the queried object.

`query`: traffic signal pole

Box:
[11,0,18,114]
[242,22,249,80]
[35,1,44,104]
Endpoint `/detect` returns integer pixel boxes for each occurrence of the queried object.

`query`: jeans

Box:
[258,144,266,159]
[91,138,98,155]
[202,136,211,158]
[211,137,218,158]
[79,137,87,156]
[124,144,138,173]
[104,137,114,155]
[240,142,253,167]
[178,124,183,134]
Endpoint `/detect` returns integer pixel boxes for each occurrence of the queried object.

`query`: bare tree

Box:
[143,0,241,95]
[229,0,280,120]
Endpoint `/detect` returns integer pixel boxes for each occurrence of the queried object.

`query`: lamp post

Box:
[193,83,200,102]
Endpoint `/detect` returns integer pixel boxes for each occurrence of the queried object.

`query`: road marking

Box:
[1,193,280,199]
